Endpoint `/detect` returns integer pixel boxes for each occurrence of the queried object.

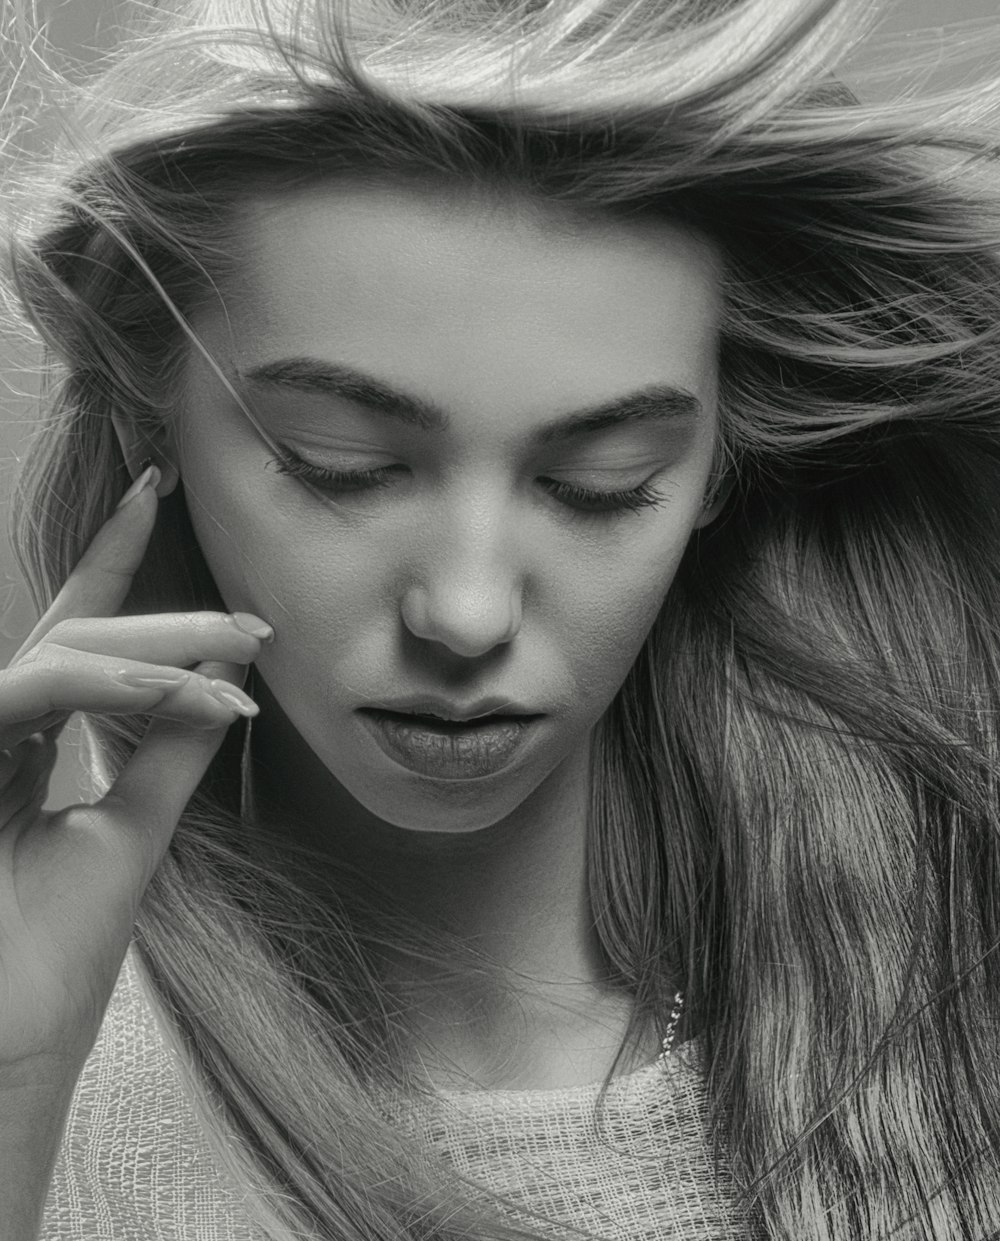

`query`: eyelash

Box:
[266,450,669,518]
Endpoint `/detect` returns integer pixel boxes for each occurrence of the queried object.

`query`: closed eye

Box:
[265,448,671,519]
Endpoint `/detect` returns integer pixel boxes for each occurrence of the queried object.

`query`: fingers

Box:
[9,466,160,667]
[0,644,261,753]
[13,610,272,671]
[0,464,271,896]
[96,660,251,888]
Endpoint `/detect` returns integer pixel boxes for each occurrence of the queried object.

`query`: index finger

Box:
[9,465,161,667]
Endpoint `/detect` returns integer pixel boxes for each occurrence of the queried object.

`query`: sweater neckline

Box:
[432,1031,705,1104]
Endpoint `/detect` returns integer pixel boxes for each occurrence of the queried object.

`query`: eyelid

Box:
[545,459,668,479]
[279,440,669,477]
[276,442,395,469]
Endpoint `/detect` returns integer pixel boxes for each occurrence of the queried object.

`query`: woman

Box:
[1,0,1000,1237]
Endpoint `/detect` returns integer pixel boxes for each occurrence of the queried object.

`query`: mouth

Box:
[356,708,543,779]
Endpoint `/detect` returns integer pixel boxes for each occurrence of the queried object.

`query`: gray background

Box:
[1,0,998,808]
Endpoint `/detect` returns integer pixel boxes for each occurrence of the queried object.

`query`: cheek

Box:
[555,535,689,710]
[183,466,377,644]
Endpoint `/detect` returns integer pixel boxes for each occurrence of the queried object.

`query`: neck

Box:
[248,676,663,1089]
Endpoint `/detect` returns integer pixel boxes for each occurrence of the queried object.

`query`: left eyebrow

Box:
[237,357,702,445]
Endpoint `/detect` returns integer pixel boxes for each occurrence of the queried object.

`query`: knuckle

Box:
[5,654,64,706]
[15,642,66,675]
[44,617,80,644]
[6,643,37,671]
[8,637,50,670]
[60,801,110,837]
[11,638,79,674]
[177,610,209,629]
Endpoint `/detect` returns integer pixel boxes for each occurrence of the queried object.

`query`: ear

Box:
[110,412,181,499]
[692,473,735,530]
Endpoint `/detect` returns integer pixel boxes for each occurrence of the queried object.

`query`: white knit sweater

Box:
[40,948,756,1240]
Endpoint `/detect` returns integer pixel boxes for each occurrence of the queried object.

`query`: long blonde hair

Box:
[4,1,1000,1236]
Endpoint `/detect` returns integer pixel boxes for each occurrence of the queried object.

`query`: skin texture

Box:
[118,182,725,1089]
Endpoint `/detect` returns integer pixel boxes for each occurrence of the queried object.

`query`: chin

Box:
[334,747,555,834]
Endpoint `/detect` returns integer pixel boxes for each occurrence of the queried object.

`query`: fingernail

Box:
[117,464,161,510]
[114,669,190,688]
[230,613,274,642]
[209,681,259,716]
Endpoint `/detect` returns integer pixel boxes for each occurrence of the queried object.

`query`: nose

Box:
[402,576,523,658]
[400,506,524,658]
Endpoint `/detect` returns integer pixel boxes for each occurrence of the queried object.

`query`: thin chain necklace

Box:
[656,990,685,1069]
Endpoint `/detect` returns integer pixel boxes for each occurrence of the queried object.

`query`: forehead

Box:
[205,181,722,436]
[230,178,721,308]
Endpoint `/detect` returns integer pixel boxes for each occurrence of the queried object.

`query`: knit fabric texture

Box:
[40,947,755,1240]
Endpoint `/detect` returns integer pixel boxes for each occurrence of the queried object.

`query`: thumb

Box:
[95,659,251,888]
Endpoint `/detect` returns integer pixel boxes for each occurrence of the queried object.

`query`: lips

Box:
[357,708,540,779]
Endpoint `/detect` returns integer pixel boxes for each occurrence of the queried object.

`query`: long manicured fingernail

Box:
[113,669,190,688]
[117,464,161,510]
[209,681,259,716]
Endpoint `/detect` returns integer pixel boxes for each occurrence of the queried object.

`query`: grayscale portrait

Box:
[1,2,999,1238]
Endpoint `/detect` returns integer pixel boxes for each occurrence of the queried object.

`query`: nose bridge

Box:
[400,484,524,656]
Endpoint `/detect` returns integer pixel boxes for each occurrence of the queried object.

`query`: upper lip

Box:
[366,696,538,723]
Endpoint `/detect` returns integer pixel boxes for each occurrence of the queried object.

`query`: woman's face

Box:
[177,181,723,833]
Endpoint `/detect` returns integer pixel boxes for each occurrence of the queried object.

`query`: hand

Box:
[0,465,271,1081]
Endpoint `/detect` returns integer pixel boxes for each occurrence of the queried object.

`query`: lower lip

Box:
[358,710,539,780]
